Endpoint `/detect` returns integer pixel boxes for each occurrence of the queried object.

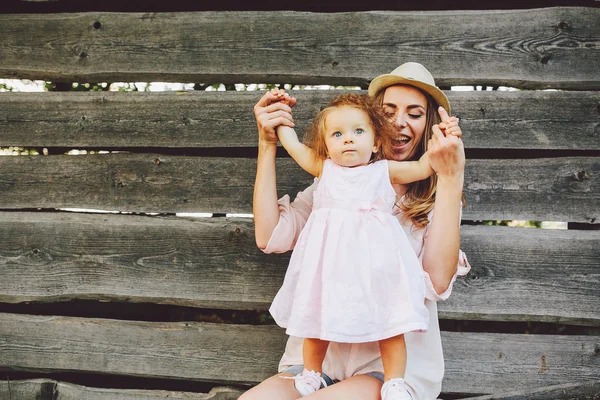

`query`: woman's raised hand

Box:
[427,107,465,179]
[253,89,297,145]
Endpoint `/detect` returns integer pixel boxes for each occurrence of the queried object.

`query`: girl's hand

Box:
[427,107,465,179]
[253,89,297,145]
[438,117,461,138]
[437,106,462,138]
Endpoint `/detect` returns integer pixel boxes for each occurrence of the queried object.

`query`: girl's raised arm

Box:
[388,152,433,184]
[276,125,324,177]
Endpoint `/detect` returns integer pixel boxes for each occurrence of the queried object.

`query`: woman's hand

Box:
[427,107,465,180]
[253,89,297,145]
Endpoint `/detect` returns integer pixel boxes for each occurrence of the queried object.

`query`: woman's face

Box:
[381,85,428,162]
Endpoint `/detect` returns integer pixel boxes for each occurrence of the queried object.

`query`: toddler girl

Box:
[269,91,436,400]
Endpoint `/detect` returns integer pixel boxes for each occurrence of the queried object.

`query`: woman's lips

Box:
[391,136,411,151]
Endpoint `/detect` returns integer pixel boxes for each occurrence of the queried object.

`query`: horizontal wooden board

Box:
[0,378,55,400]
[462,381,600,400]
[0,379,243,400]
[440,331,600,395]
[443,225,600,325]
[0,0,593,13]
[0,8,598,89]
[0,154,598,222]
[0,313,598,394]
[0,90,598,150]
[0,213,598,325]
[3,379,600,400]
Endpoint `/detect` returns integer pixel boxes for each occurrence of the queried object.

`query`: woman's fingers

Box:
[263,110,295,128]
[438,106,451,123]
[431,123,446,141]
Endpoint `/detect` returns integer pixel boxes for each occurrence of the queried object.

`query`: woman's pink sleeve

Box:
[262,180,317,254]
[420,207,472,302]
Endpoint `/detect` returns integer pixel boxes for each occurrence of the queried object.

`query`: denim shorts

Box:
[281,365,385,385]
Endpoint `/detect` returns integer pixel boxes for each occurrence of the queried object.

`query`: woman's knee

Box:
[238,373,299,400]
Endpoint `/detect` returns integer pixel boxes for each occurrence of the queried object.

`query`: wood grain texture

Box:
[0,154,598,222]
[0,213,597,325]
[0,378,56,400]
[440,331,600,394]
[0,212,286,310]
[0,379,244,400]
[1,0,593,11]
[0,313,598,394]
[443,225,600,325]
[0,8,598,88]
[462,380,600,400]
[0,90,598,150]
[56,382,243,400]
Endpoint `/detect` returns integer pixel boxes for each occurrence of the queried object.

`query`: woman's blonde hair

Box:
[303,93,397,163]
[373,86,442,229]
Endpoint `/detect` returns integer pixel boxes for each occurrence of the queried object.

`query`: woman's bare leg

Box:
[238,372,301,400]
[303,338,330,372]
[379,334,407,381]
[306,374,383,400]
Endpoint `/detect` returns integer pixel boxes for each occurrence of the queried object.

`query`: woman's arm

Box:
[277,125,324,177]
[253,90,296,249]
[388,153,433,184]
[421,108,466,294]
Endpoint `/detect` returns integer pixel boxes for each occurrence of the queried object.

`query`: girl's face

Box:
[323,106,378,168]
[381,85,428,161]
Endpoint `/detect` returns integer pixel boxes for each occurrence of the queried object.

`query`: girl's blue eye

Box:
[333,132,342,137]
[355,128,363,135]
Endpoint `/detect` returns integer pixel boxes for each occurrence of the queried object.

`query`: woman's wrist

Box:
[258,136,278,152]
[436,171,464,199]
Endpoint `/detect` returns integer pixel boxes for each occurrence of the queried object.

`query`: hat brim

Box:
[368,75,450,114]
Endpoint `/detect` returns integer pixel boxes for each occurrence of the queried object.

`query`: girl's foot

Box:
[381,377,412,400]
[282,368,327,396]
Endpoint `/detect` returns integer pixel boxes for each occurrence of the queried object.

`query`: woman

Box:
[244,62,470,400]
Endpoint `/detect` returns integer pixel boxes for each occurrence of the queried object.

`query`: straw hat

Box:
[368,62,450,113]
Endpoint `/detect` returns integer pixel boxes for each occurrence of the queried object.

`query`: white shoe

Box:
[282,368,327,397]
[381,378,412,400]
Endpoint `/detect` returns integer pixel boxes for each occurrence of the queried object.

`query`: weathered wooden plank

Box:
[0,0,592,12]
[0,212,285,310]
[0,213,598,325]
[56,382,244,400]
[0,313,287,386]
[0,90,598,150]
[464,157,599,223]
[0,154,597,222]
[0,378,56,400]
[0,313,598,394]
[461,380,600,400]
[0,8,598,89]
[440,332,600,395]
[442,225,600,325]
[0,379,244,400]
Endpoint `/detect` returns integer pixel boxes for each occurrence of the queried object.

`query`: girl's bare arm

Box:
[388,152,433,184]
[277,125,324,177]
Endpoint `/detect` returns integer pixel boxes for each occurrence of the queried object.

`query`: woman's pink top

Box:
[262,179,471,400]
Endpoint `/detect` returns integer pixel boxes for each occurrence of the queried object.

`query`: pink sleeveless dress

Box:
[269,159,429,343]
